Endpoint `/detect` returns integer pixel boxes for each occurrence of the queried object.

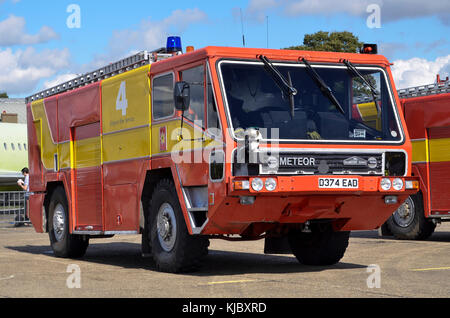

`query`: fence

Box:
[0,191,29,227]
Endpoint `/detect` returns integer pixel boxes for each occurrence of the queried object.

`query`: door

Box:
[73,122,103,231]
[428,126,450,211]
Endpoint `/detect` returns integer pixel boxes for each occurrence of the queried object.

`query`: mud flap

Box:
[264,237,292,255]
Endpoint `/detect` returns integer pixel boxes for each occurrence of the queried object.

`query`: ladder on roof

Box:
[397,80,450,99]
[26,48,175,103]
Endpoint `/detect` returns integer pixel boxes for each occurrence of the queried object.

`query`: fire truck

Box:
[381,76,450,240]
[26,38,418,272]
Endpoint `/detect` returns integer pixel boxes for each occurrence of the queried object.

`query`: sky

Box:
[0,0,449,97]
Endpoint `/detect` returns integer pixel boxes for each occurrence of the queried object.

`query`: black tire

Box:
[386,193,436,240]
[288,224,350,266]
[48,187,89,258]
[148,179,208,273]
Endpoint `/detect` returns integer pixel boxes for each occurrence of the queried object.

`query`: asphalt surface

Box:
[0,221,449,299]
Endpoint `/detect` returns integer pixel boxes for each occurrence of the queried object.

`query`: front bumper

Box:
[200,176,418,235]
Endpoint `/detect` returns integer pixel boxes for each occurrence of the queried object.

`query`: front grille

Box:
[260,153,384,175]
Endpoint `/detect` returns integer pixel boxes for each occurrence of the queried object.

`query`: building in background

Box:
[0,98,28,191]
[0,98,27,124]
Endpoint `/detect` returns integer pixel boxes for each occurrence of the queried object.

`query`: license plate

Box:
[319,178,359,189]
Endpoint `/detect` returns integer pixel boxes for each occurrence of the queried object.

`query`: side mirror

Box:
[174,81,190,112]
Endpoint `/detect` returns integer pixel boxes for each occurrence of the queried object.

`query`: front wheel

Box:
[386,193,436,240]
[148,179,208,273]
[288,224,350,266]
[48,187,89,258]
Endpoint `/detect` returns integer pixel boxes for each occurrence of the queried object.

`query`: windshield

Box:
[219,61,403,143]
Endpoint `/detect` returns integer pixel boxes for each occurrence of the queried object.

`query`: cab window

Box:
[180,66,205,128]
[153,73,175,120]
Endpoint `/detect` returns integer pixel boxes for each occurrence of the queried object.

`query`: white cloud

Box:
[0,15,58,46]
[76,8,208,77]
[286,0,370,17]
[391,55,450,89]
[246,0,279,22]
[244,0,450,24]
[108,8,208,59]
[0,47,71,95]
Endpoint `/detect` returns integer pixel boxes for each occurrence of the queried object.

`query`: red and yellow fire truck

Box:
[381,76,450,240]
[26,38,418,272]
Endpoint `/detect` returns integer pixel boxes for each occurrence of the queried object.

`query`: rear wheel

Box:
[48,187,89,258]
[288,224,350,266]
[148,179,208,273]
[386,193,436,240]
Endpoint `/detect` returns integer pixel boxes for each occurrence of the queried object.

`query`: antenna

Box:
[240,8,246,47]
[266,16,269,49]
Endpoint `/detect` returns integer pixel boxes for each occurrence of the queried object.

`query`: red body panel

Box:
[403,93,450,217]
[58,83,101,142]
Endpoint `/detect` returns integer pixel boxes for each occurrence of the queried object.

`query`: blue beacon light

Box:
[166,36,182,53]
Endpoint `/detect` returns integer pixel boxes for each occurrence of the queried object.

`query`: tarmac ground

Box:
[0,221,449,299]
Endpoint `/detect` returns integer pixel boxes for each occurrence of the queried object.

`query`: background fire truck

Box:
[381,76,450,240]
[26,38,418,272]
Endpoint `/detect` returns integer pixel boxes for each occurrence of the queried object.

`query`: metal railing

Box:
[0,191,30,227]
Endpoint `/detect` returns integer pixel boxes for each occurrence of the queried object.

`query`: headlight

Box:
[265,178,277,191]
[381,178,392,191]
[251,178,264,192]
[392,178,404,191]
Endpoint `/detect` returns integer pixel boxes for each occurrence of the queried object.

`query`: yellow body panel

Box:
[429,138,450,163]
[74,137,101,169]
[102,65,151,134]
[101,65,152,163]
[102,126,150,163]
[31,100,58,170]
[411,138,450,163]
[152,119,223,157]
[58,142,71,170]
[411,139,429,163]
[355,102,381,131]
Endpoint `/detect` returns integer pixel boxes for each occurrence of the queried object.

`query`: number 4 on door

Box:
[116,81,128,116]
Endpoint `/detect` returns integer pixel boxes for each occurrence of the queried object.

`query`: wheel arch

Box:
[43,181,66,233]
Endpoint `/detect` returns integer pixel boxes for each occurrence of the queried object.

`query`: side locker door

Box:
[73,123,103,231]
[58,83,103,232]
[427,126,450,212]
[101,65,151,233]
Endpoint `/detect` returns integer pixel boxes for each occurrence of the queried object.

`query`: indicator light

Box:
[234,180,250,190]
[405,180,419,190]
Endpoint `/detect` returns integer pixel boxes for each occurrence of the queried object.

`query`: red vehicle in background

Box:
[382,76,450,239]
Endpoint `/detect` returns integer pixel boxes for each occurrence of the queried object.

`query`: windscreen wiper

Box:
[259,55,297,118]
[301,58,345,115]
[343,59,380,109]
[343,59,379,97]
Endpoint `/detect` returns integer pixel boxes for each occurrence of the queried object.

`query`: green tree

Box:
[285,31,363,53]
[0,92,8,98]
